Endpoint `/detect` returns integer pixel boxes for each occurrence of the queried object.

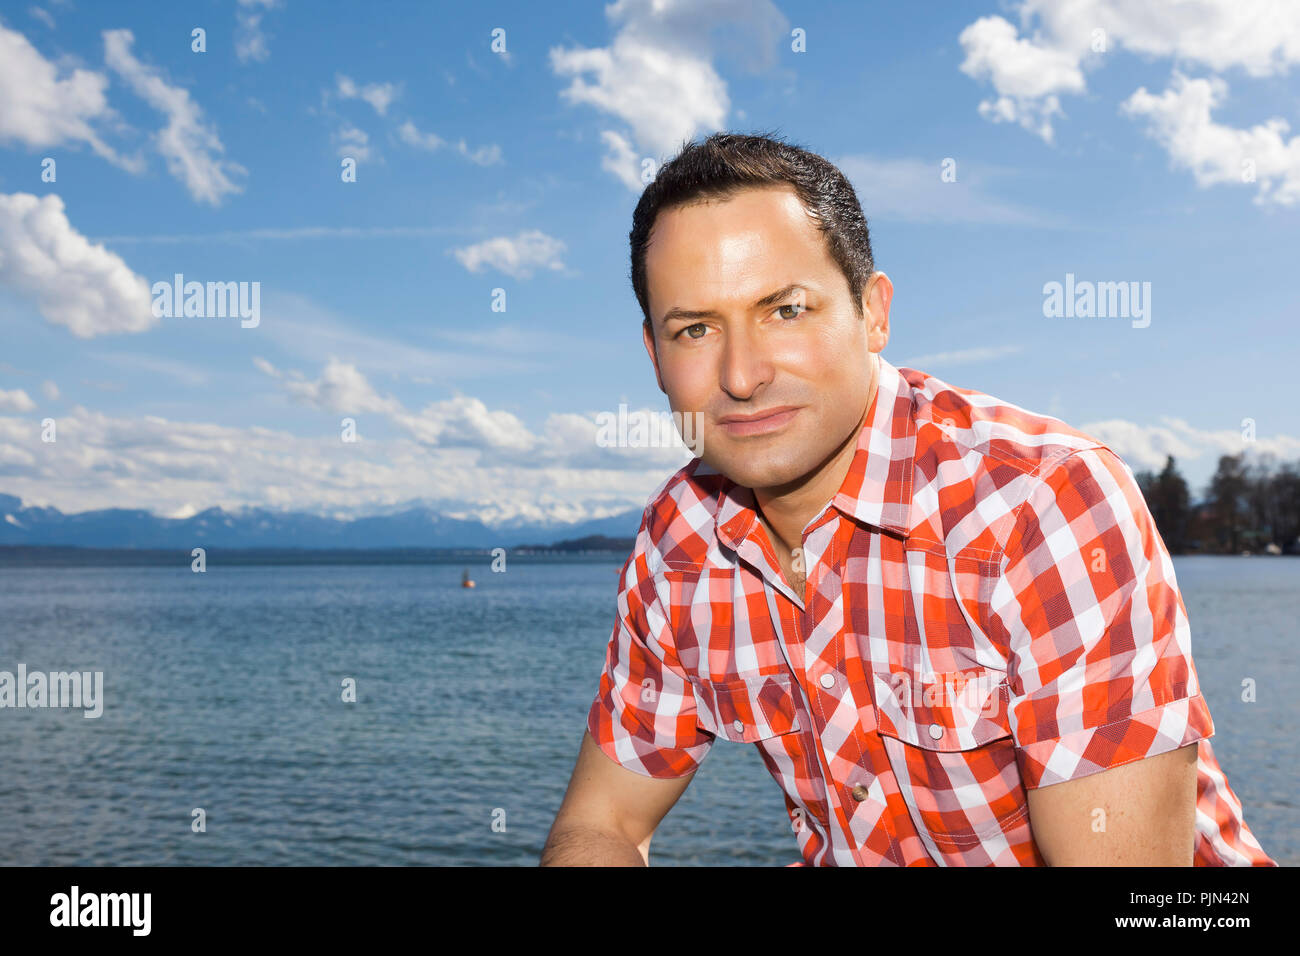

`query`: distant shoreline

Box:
[0,545,1290,569]
[0,545,632,568]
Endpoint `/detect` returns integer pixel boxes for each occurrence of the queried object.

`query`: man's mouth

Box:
[716,405,801,436]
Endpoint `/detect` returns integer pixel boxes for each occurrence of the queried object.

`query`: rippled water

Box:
[0,554,1292,865]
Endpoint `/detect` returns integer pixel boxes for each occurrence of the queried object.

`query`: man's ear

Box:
[642,318,666,393]
[861,271,893,353]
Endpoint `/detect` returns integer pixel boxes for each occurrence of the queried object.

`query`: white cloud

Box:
[397,120,502,166]
[328,76,503,169]
[397,119,442,151]
[959,0,1300,148]
[597,130,642,192]
[451,229,567,279]
[333,123,372,162]
[456,140,501,166]
[370,389,696,475]
[958,15,1085,144]
[0,389,36,413]
[235,0,280,63]
[394,396,536,451]
[277,358,403,415]
[1121,72,1300,207]
[28,7,55,29]
[0,398,685,527]
[0,192,155,337]
[103,29,245,205]
[456,135,495,165]
[336,74,399,115]
[549,0,787,189]
[1080,416,1300,472]
[1023,0,1300,78]
[252,356,281,378]
[256,356,692,472]
[41,380,59,400]
[551,35,729,157]
[0,25,136,168]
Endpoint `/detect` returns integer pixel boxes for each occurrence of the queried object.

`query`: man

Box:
[540,132,1274,867]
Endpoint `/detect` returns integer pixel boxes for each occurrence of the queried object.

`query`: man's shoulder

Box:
[628,456,728,572]
[900,366,1132,554]
[901,365,1110,477]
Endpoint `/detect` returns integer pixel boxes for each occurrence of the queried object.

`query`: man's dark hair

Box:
[630,130,875,331]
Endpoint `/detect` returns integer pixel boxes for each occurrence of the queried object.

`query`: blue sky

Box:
[1,0,1297,526]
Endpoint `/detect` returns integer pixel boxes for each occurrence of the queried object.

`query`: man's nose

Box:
[718,321,773,401]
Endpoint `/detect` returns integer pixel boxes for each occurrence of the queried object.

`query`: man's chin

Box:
[706,453,806,492]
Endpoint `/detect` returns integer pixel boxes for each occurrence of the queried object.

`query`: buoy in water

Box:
[461,568,476,588]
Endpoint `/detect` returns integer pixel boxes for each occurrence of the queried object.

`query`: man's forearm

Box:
[539,825,648,866]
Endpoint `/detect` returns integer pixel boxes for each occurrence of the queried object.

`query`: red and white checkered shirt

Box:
[587,355,1275,866]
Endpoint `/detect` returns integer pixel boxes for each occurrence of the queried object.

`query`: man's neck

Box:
[753,354,879,555]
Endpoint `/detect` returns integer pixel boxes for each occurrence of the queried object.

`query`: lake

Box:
[0,554,1293,865]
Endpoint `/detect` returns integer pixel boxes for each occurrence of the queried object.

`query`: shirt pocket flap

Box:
[872,667,1010,751]
[693,672,802,743]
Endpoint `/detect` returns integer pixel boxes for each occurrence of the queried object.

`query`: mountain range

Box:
[0,493,641,550]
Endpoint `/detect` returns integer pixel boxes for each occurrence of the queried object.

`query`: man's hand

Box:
[1025,742,1199,865]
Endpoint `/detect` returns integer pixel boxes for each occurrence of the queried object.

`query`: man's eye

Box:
[776,303,806,319]
[677,323,707,340]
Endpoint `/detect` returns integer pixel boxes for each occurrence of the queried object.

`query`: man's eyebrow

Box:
[660,283,810,325]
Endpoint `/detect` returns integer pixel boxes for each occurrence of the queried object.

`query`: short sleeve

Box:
[586,519,714,778]
[988,446,1214,789]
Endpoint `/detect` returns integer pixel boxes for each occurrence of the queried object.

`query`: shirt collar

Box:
[706,354,916,551]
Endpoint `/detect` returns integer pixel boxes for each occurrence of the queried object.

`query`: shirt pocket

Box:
[692,671,802,743]
[662,563,790,681]
[871,665,1030,851]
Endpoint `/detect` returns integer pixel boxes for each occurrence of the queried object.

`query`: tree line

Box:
[1133,452,1300,555]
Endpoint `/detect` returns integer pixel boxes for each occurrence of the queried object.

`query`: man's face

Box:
[641,184,889,492]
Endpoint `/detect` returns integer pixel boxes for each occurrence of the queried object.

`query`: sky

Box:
[1,0,1298,527]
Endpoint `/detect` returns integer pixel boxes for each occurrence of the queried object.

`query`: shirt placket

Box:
[757,512,900,866]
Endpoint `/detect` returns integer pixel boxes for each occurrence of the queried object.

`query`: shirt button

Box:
[928,723,944,740]
[850,784,870,802]
[819,673,835,689]
[732,720,745,734]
